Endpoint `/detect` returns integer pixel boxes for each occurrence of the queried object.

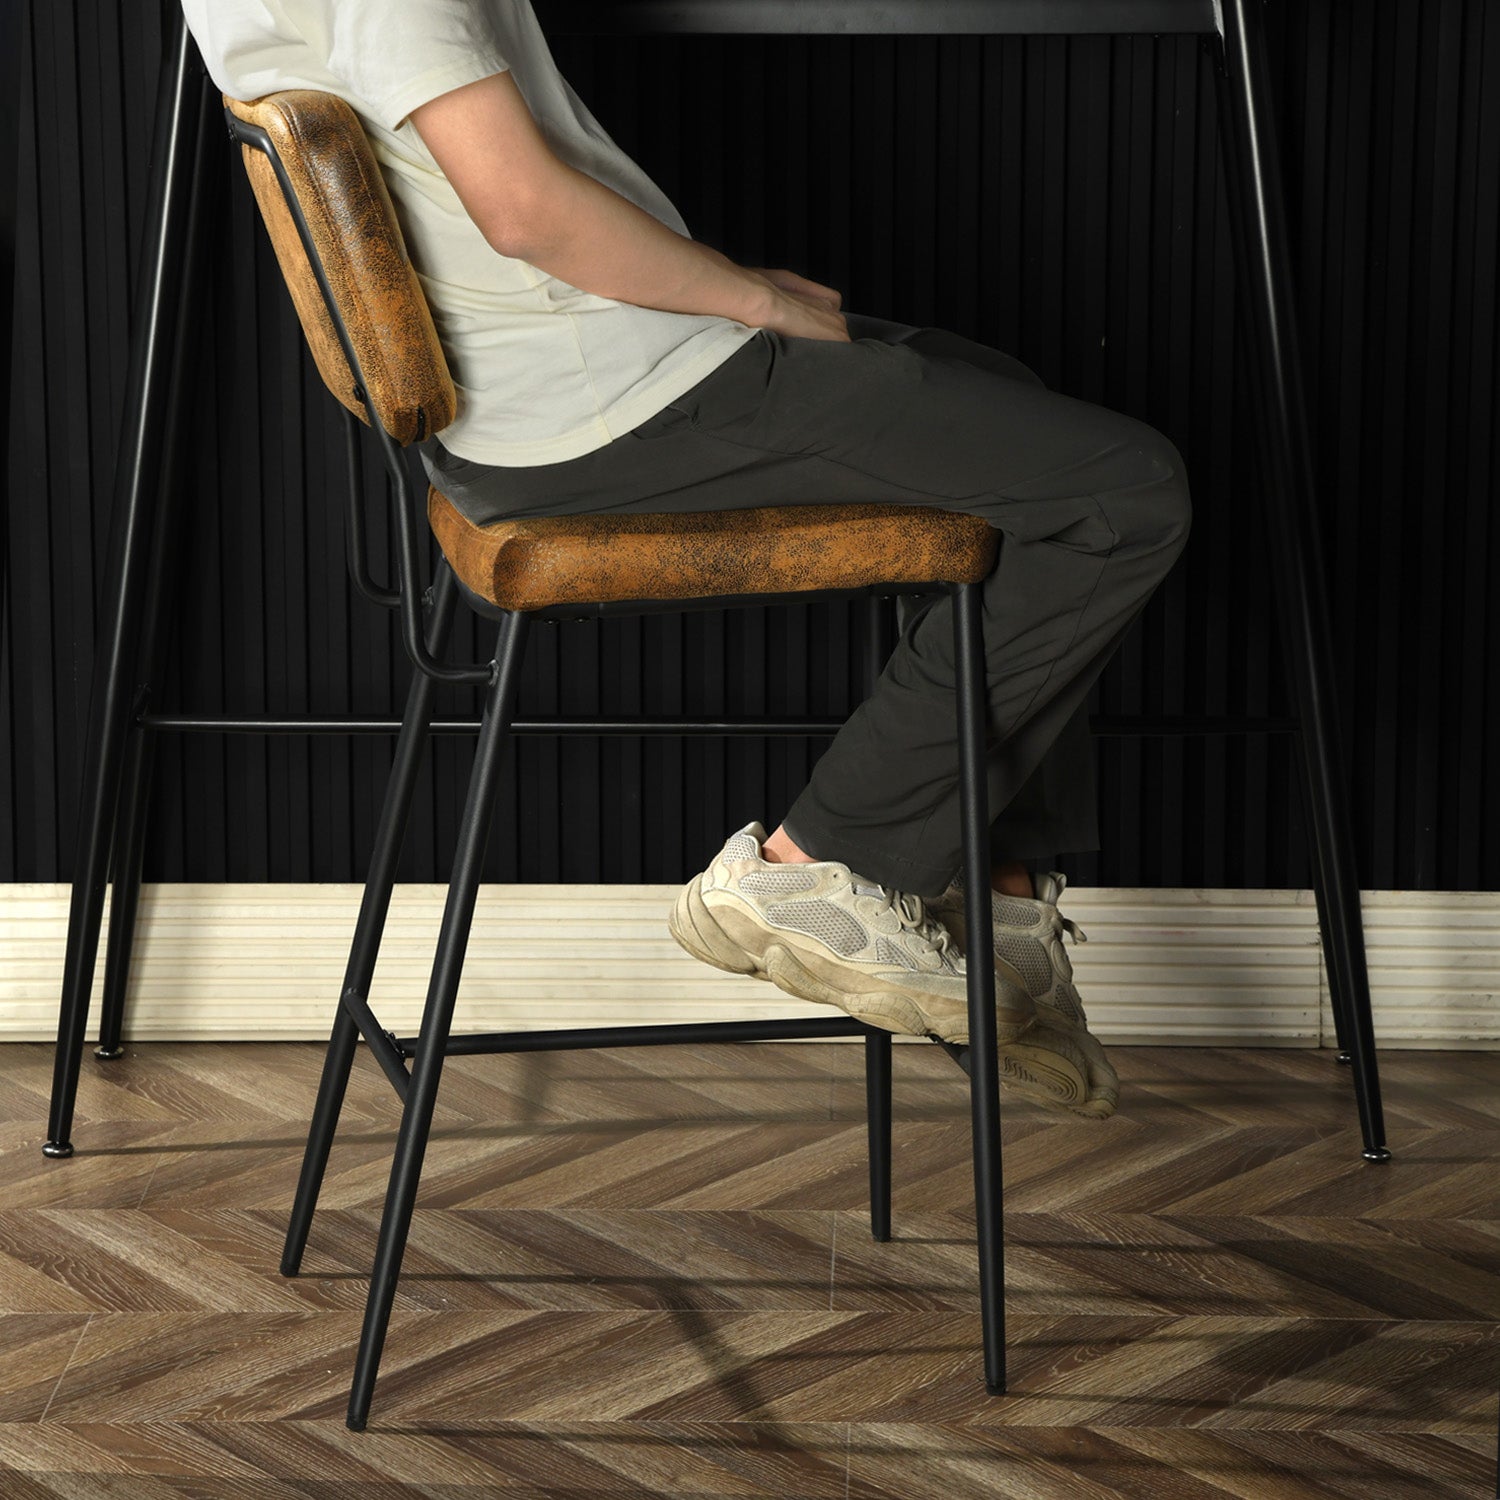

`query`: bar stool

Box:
[217,89,1009,1431]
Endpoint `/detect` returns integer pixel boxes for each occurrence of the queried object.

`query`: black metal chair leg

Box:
[861,598,896,1241]
[347,608,531,1432]
[281,561,464,1276]
[864,1031,892,1242]
[1215,0,1388,1162]
[95,724,157,1059]
[953,580,1005,1395]
[44,21,215,1159]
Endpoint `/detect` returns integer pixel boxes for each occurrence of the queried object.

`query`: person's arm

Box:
[409,72,848,341]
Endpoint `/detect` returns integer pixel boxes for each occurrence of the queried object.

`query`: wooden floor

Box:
[0,1040,1496,1498]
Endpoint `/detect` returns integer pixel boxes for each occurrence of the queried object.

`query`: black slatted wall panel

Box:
[0,0,20,866]
[3,0,1497,891]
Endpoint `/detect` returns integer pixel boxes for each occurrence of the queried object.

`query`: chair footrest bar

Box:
[338,989,411,1100]
[399,1016,872,1056]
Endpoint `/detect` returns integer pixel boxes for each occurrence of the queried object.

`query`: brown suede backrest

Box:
[225,91,456,445]
[428,486,999,613]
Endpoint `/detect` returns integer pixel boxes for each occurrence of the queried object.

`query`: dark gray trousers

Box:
[422,312,1192,898]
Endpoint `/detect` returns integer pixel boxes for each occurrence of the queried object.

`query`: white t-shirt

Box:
[180,0,761,466]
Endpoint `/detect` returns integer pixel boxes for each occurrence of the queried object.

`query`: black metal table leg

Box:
[1292,732,1354,1064]
[94,84,225,1062]
[44,13,215,1157]
[95,721,154,1059]
[1213,0,1389,1162]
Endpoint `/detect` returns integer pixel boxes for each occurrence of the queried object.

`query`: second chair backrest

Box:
[224,90,455,447]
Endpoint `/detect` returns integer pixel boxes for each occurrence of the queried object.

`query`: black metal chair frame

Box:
[39,0,1396,1431]
[210,98,1012,1428]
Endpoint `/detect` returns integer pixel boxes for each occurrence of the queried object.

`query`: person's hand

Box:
[747,267,844,312]
[744,266,851,343]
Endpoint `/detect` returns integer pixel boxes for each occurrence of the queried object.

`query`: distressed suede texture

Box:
[427,485,999,612]
[227,90,456,444]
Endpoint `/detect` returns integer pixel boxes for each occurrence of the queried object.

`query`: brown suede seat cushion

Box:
[427,487,999,613]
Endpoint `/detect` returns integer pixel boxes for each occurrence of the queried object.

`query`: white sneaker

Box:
[669,822,1036,1046]
[931,872,1119,1119]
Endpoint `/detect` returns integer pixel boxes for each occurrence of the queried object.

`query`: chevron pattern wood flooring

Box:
[0,1040,1496,1497]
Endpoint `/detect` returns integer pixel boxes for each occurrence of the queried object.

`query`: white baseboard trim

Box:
[1,884,1496,1047]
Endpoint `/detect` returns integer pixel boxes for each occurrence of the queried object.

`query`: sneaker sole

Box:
[933,905,1119,1119]
[668,875,1035,1047]
[1046,1021,1120,1119]
[1000,1022,1118,1120]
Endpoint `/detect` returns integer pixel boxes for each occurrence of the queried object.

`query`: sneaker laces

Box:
[1045,872,1088,945]
[852,878,956,959]
[951,869,1089,945]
